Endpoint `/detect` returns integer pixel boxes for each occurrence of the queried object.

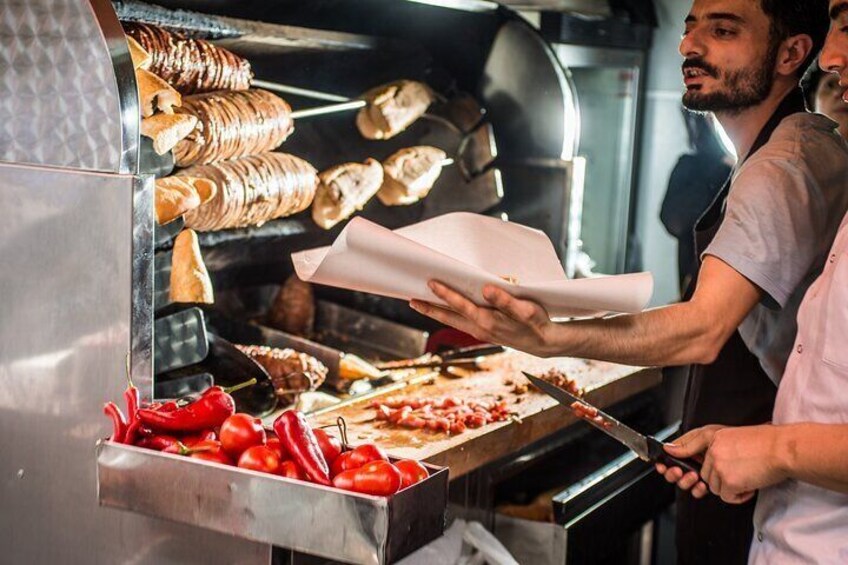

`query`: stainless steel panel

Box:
[0,162,269,564]
[97,441,450,565]
[0,0,137,173]
[482,19,579,160]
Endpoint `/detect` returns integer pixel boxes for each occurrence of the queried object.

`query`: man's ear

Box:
[777,34,814,77]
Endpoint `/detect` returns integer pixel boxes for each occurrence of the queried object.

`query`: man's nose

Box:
[820,27,847,75]
[679,27,705,59]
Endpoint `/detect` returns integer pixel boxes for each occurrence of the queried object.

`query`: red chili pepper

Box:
[137,379,255,433]
[124,419,145,445]
[124,372,140,431]
[137,434,180,451]
[103,402,127,443]
[273,410,331,486]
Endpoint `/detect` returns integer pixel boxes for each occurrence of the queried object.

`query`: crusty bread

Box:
[378,146,447,206]
[178,176,217,205]
[141,113,197,155]
[169,229,214,305]
[312,158,383,229]
[154,176,201,225]
[356,80,434,140]
[136,68,181,117]
[126,35,151,70]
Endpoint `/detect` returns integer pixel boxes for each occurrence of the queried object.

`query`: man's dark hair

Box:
[760,0,829,76]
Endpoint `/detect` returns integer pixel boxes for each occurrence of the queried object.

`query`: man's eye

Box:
[714,28,735,37]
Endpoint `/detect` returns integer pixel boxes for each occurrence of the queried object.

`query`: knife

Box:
[523,372,702,475]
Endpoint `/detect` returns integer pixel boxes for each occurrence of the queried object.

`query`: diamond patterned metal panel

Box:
[0,0,126,172]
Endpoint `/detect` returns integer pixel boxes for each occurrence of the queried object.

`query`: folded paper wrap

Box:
[292,213,653,319]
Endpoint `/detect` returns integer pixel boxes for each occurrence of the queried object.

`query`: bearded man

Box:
[410,1,848,563]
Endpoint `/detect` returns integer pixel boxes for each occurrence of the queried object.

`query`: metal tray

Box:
[96,441,448,565]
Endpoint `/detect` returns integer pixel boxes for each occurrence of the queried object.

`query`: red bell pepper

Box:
[136,379,255,433]
[273,410,331,486]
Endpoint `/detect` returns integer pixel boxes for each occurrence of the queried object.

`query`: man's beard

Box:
[682,43,779,114]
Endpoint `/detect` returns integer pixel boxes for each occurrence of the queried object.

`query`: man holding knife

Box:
[410,0,848,563]
[656,2,848,562]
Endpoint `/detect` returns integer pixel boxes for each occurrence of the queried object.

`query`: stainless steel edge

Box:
[89,0,141,174]
[0,162,271,564]
[97,441,449,565]
[132,175,154,401]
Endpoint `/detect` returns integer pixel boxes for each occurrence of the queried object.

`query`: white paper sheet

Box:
[292,212,653,319]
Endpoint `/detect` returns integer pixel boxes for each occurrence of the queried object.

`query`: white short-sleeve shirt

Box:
[748,213,848,564]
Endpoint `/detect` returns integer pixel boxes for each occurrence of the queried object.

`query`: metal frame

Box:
[555,44,647,274]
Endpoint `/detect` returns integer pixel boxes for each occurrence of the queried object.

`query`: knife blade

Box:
[522,372,701,475]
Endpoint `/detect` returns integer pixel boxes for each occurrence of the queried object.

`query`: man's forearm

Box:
[777,423,848,494]
[545,302,725,367]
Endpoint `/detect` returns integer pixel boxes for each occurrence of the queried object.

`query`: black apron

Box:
[675,89,806,565]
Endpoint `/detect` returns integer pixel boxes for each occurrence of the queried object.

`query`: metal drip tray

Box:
[96,441,448,565]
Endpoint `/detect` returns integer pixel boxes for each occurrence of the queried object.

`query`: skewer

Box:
[253,78,367,119]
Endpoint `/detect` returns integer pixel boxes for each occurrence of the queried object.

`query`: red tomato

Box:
[187,440,233,465]
[312,428,342,465]
[181,429,217,447]
[333,461,402,496]
[191,449,234,465]
[220,413,266,458]
[394,459,429,489]
[331,451,356,477]
[332,469,357,491]
[238,445,281,474]
[277,460,306,480]
[266,437,289,461]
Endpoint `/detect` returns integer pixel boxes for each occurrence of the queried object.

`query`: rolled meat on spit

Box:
[235,344,328,406]
[124,22,253,94]
[267,275,315,337]
[377,146,448,206]
[312,159,384,230]
[356,80,435,140]
[255,78,435,140]
[174,89,294,167]
[181,152,318,232]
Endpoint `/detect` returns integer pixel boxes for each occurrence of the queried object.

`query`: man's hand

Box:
[409,280,557,357]
[656,425,721,500]
[658,424,789,504]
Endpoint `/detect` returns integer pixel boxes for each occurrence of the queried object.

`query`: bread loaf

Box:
[181,153,318,231]
[169,229,214,304]
[136,68,181,118]
[141,113,197,155]
[154,176,201,225]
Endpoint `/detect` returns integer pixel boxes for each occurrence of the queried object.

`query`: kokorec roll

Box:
[174,89,294,167]
[181,153,318,231]
[124,22,253,94]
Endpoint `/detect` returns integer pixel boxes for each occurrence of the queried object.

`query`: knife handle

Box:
[647,437,702,476]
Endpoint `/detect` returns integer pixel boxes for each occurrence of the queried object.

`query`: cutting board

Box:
[309,351,660,478]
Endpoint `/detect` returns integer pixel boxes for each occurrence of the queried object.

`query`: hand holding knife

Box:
[522,372,702,476]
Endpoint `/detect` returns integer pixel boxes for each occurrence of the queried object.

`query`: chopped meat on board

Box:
[370,396,511,434]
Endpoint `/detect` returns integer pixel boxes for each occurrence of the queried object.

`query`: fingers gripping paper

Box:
[292,213,653,319]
